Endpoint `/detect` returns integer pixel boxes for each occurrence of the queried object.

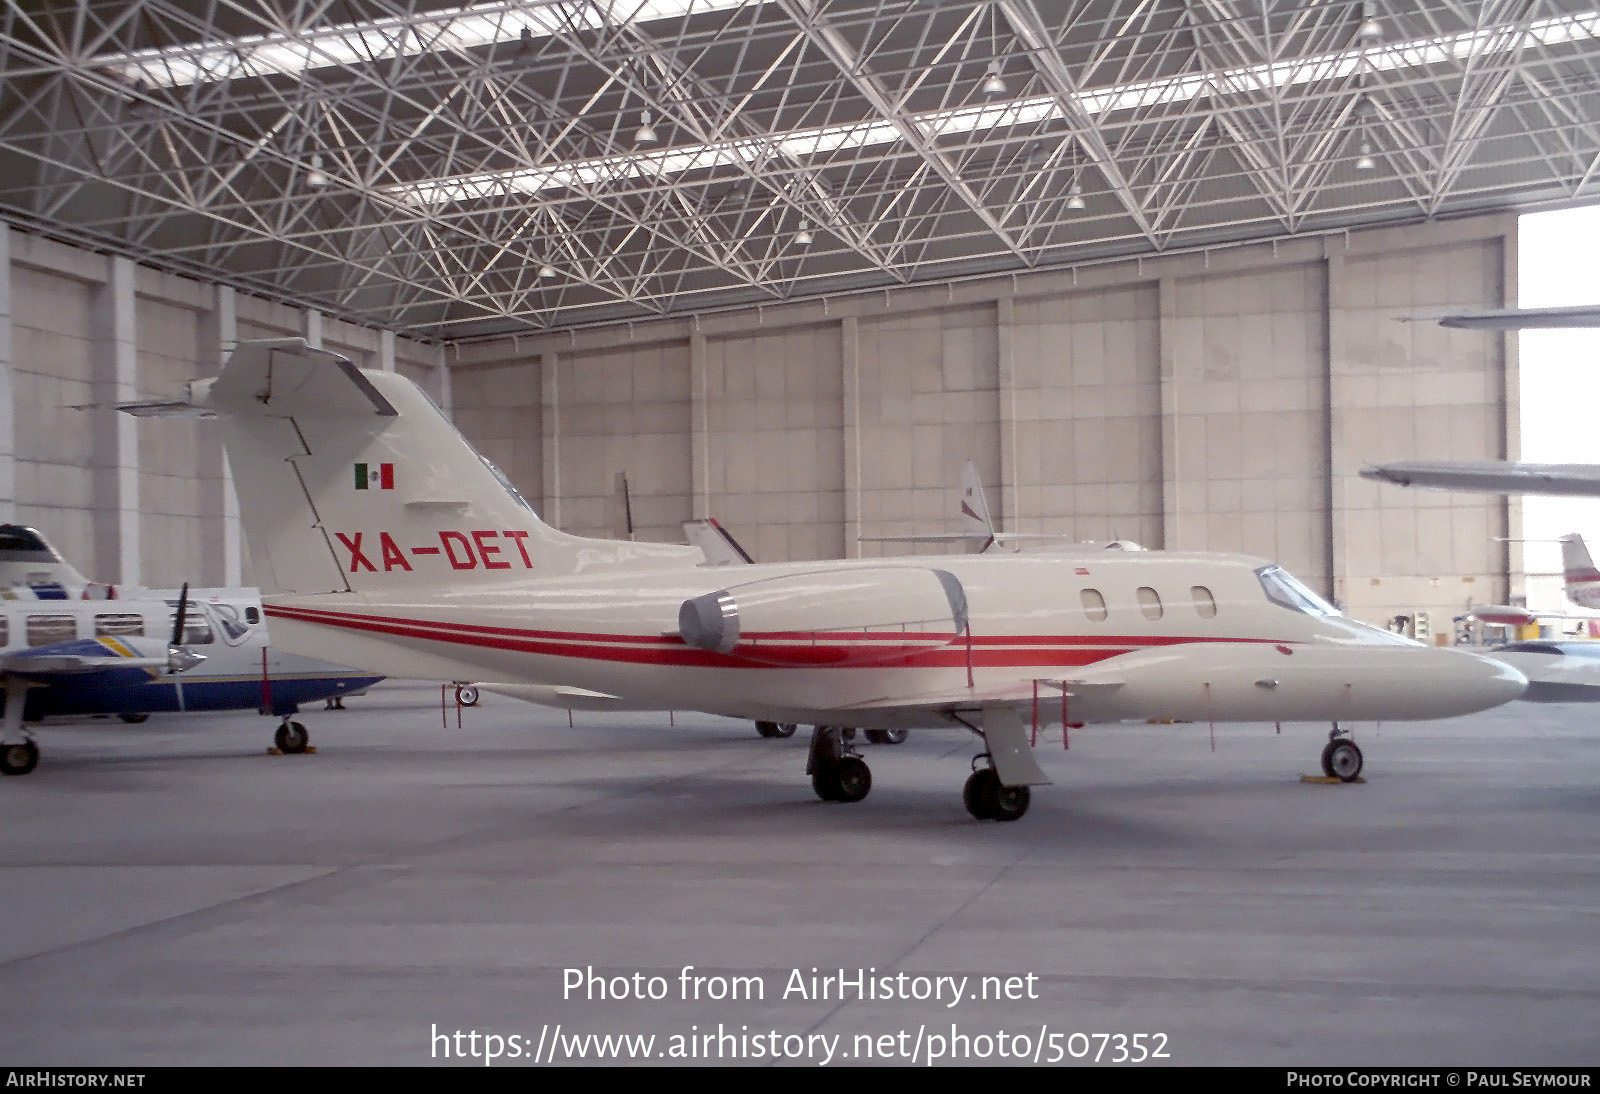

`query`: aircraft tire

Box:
[274,721,310,755]
[832,757,871,803]
[1320,739,1363,782]
[0,740,39,776]
[988,783,1031,822]
[963,769,997,820]
[772,722,797,738]
[455,685,480,707]
[756,721,780,738]
[811,766,842,801]
[117,713,150,724]
[865,730,887,744]
[881,729,907,745]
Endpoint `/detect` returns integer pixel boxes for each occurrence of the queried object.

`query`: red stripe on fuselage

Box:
[263,604,1296,670]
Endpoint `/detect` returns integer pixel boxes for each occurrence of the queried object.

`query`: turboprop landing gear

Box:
[274,718,310,755]
[1320,724,1363,782]
[0,738,38,776]
[864,729,908,745]
[806,726,871,803]
[1,678,39,775]
[755,721,798,739]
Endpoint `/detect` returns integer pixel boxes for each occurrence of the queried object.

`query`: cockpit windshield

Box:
[1256,565,1340,616]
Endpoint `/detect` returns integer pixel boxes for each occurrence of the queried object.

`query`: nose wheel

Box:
[273,719,310,755]
[1320,737,1364,782]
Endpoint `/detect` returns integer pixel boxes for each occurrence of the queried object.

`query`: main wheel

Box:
[118,712,150,724]
[274,721,310,754]
[0,740,39,776]
[756,720,780,738]
[964,768,998,820]
[881,729,907,745]
[772,723,797,738]
[832,757,872,803]
[1320,739,1363,782]
[455,685,480,707]
[989,783,1031,822]
[865,729,887,745]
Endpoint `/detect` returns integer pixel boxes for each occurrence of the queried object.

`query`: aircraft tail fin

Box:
[141,339,698,597]
[0,524,99,599]
[1560,533,1599,592]
[958,460,997,552]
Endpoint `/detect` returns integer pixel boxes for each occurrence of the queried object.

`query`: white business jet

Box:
[130,340,1525,820]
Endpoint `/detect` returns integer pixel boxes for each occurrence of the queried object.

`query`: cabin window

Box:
[1191,586,1217,619]
[244,606,260,625]
[27,615,77,645]
[1136,586,1163,620]
[94,613,145,637]
[1080,588,1107,622]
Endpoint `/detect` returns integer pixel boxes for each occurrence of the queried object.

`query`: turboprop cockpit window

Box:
[1256,565,1339,616]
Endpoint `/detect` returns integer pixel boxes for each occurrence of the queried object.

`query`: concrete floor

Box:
[1,681,1596,1067]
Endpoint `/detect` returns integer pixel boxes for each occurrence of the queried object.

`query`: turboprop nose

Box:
[1439,646,1527,714]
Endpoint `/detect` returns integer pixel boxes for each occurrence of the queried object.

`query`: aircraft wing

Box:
[1360,461,1600,498]
[1434,304,1600,330]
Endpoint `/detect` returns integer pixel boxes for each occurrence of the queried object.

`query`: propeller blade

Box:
[170,582,190,647]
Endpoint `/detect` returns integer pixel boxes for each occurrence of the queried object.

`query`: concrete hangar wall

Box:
[0,213,1517,629]
[453,213,1520,629]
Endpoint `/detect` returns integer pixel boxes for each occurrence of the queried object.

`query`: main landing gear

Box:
[0,738,38,776]
[754,720,798,739]
[0,678,39,776]
[807,726,872,803]
[273,718,310,755]
[963,762,1031,822]
[1320,724,1364,782]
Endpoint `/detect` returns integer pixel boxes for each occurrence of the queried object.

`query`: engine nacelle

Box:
[678,567,968,666]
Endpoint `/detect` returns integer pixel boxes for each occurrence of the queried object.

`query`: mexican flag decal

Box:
[354,462,394,490]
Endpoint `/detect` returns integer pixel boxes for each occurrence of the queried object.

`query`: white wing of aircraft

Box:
[1360,461,1600,497]
[1364,304,1600,494]
[0,524,385,775]
[1431,304,1600,330]
[136,339,1528,820]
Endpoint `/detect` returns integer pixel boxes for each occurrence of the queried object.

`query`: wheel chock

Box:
[1299,773,1364,784]
[266,746,318,756]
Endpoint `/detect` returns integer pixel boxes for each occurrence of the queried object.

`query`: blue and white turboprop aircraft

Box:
[134,339,1529,821]
[0,524,385,775]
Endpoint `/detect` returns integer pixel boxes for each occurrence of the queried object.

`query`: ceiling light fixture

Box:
[306,153,330,188]
[538,261,556,278]
[634,110,658,146]
[1357,2,1382,42]
[794,221,813,247]
[1066,182,1085,211]
[1355,139,1376,170]
[982,63,1007,97]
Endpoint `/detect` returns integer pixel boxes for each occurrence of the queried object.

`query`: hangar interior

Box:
[2,1,1597,629]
